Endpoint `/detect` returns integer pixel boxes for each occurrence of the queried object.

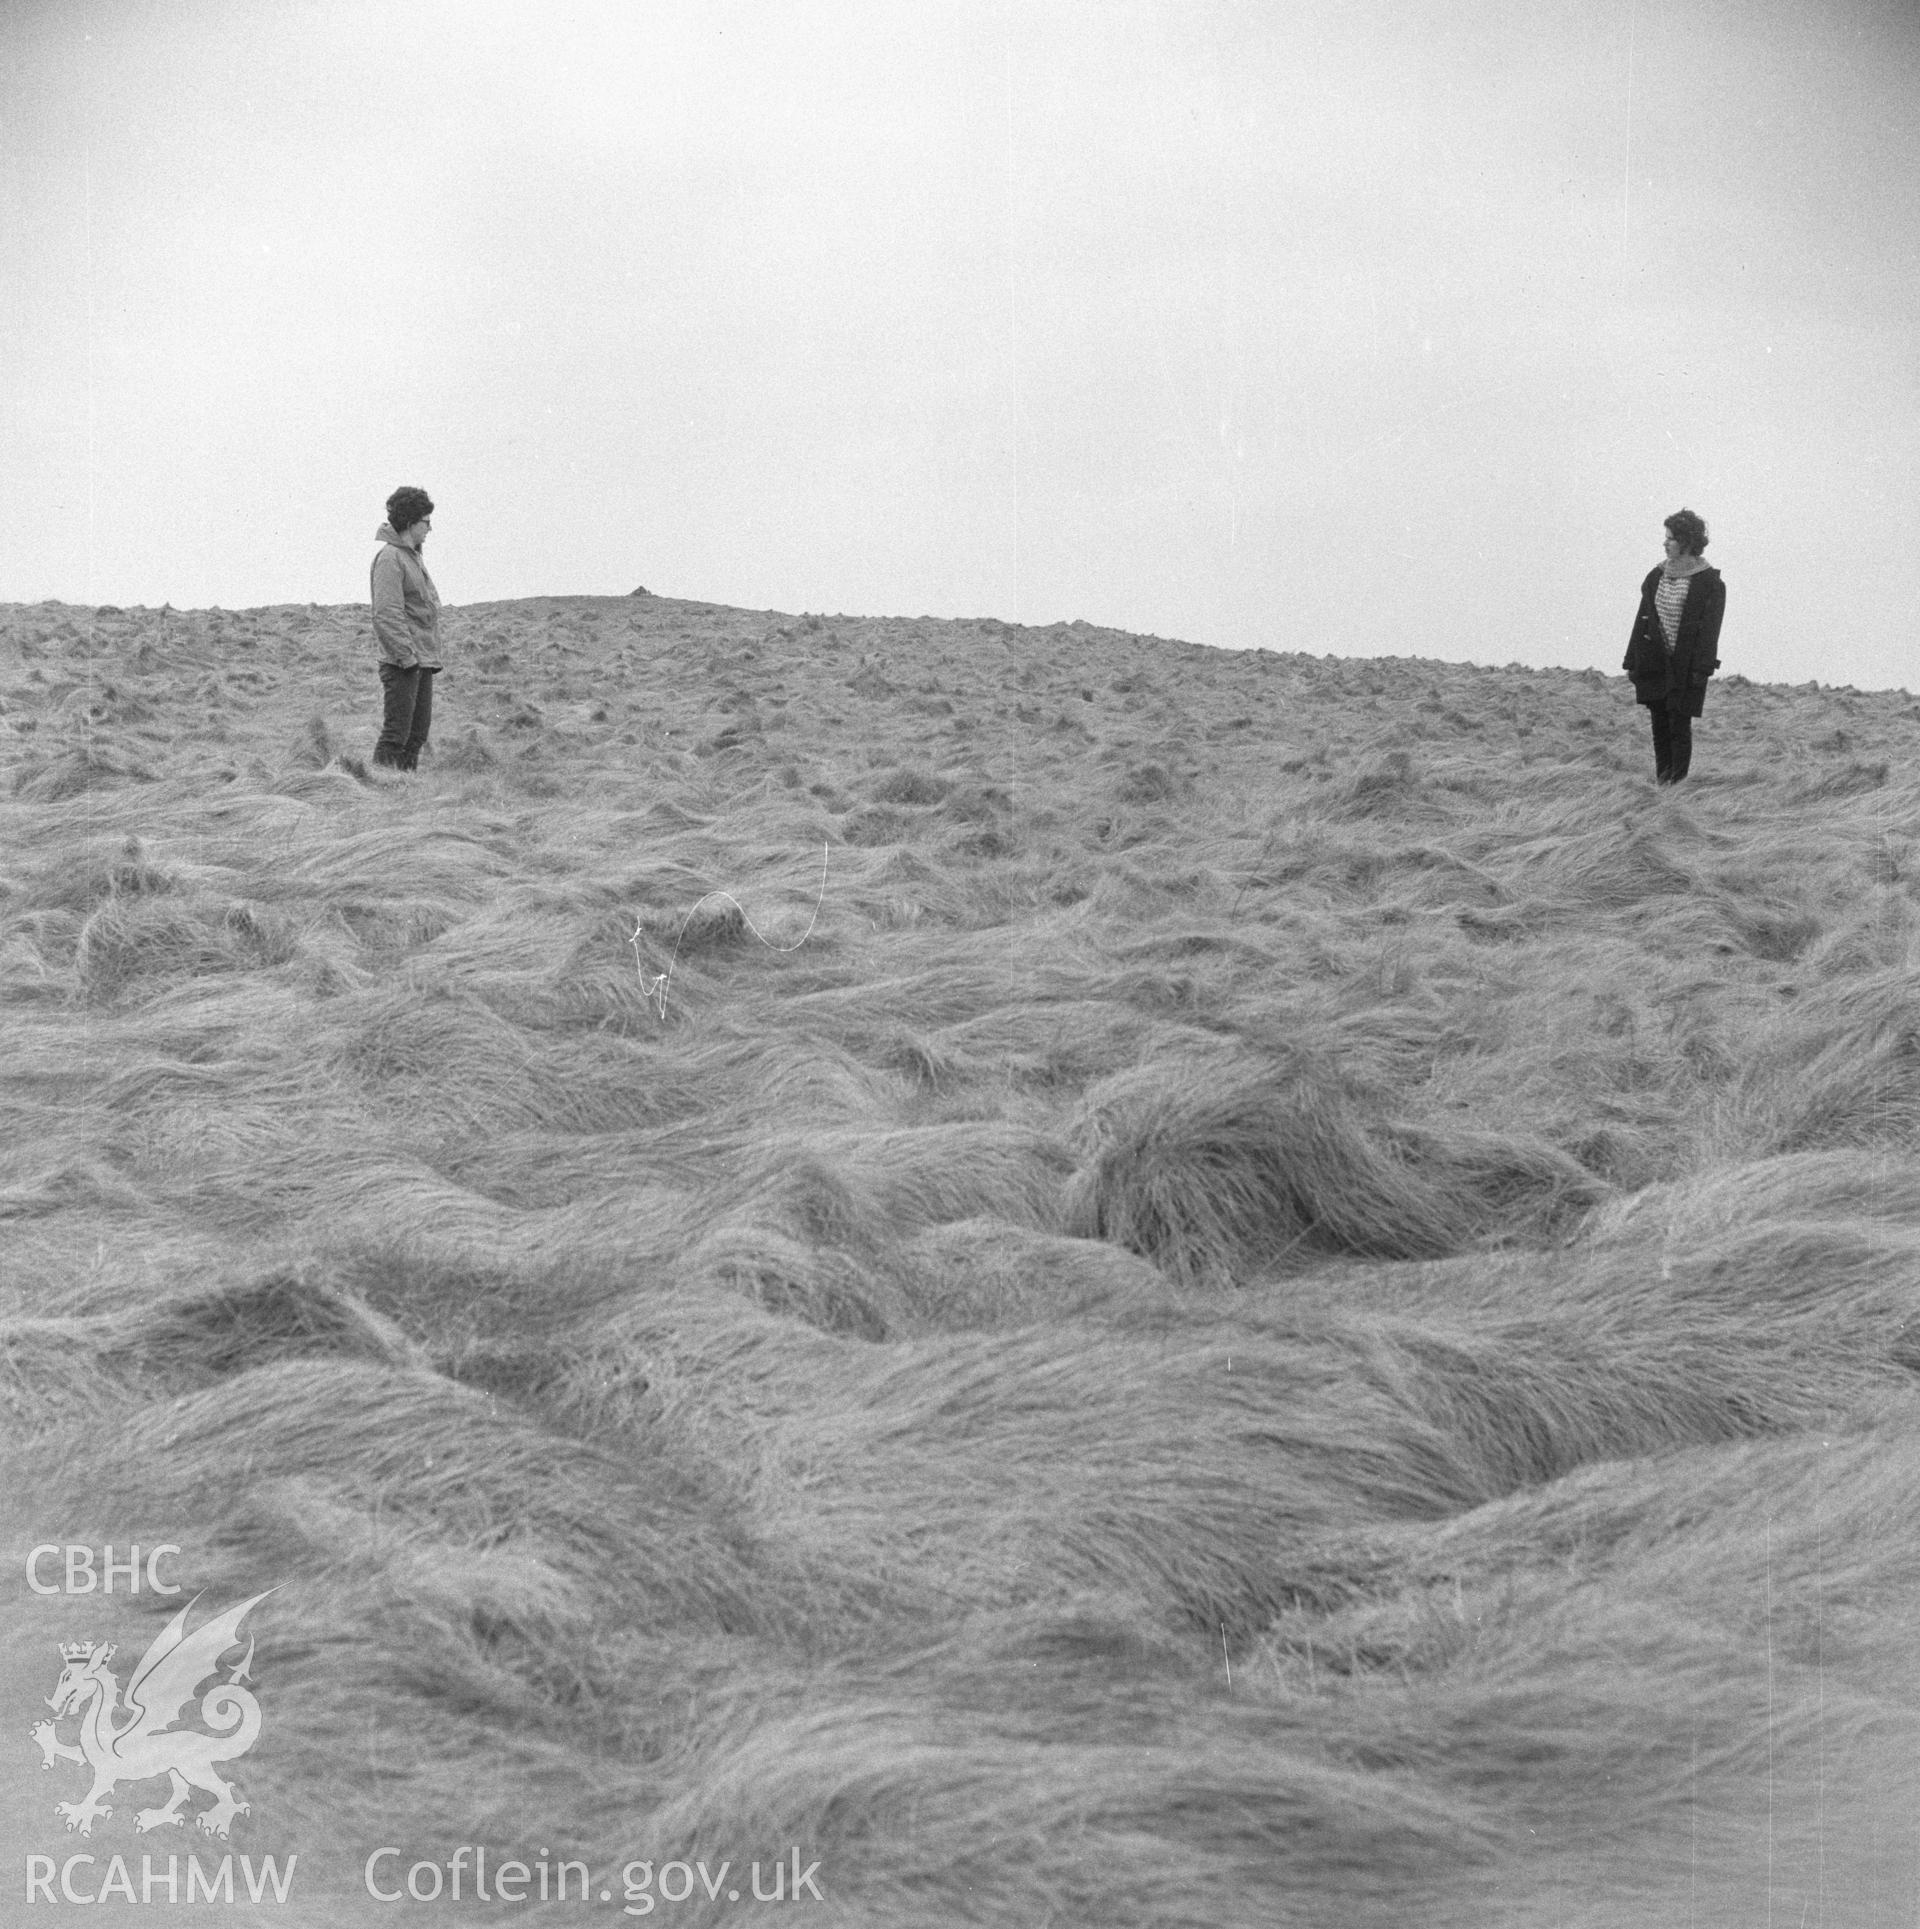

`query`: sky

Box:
[2,0,1916,687]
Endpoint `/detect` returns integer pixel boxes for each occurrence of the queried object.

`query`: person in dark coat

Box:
[1623,508,1725,784]
[369,485,443,772]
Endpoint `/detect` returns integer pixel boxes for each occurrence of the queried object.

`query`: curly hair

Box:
[1663,508,1708,556]
[385,486,435,534]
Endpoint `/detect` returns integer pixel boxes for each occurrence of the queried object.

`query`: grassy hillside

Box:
[4,590,1919,1925]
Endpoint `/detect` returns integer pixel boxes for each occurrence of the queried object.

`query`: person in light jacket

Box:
[370,485,443,771]
[1623,508,1725,785]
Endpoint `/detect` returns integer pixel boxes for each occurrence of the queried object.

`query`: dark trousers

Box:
[375,664,435,770]
[1649,702,1692,784]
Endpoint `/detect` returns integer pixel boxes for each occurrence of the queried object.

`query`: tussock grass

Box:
[1062,1055,1598,1283]
[114,1264,426,1386]
[4,593,1920,1919]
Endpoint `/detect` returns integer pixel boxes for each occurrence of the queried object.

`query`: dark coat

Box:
[1623,564,1725,718]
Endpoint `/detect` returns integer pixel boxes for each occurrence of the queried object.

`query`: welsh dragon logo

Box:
[30,1592,269,1839]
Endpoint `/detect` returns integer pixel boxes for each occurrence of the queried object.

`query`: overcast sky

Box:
[3,0,1915,686]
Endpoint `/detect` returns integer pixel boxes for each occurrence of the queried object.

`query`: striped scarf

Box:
[1654,573,1691,653]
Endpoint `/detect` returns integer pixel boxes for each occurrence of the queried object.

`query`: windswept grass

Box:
[3,594,1919,1922]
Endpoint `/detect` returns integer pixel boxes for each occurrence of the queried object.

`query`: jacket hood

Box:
[374,523,401,544]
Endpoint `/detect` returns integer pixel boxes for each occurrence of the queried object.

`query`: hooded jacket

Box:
[370,524,443,670]
[1623,562,1724,719]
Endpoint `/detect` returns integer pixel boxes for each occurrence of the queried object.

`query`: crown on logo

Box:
[59,1642,97,1662]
